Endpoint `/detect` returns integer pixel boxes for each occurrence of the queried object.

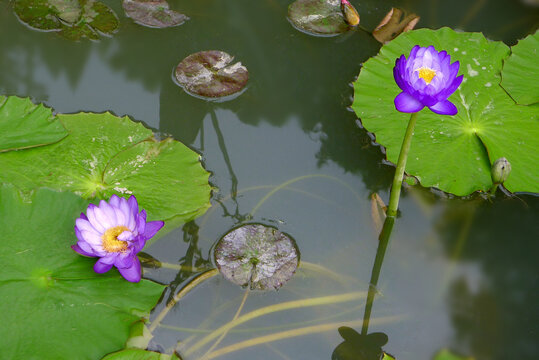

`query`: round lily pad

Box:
[122,0,189,28]
[174,50,249,99]
[288,0,350,36]
[500,29,539,105]
[14,0,119,40]
[352,27,539,195]
[214,224,299,291]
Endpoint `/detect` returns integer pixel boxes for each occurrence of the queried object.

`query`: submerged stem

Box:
[387,112,418,217]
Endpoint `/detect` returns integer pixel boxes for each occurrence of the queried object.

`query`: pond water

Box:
[1,1,538,359]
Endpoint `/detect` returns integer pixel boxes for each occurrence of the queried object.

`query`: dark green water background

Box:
[1,1,538,359]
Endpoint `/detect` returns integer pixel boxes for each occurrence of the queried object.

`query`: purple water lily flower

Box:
[72,195,164,283]
[393,45,464,115]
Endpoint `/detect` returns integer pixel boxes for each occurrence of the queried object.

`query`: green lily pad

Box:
[352,27,539,195]
[0,109,211,222]
[214,224,299,290]
[288,0,350,36]
[14,0,119,40]
[174,50,249,99]
[500,29,539,105]
[0,185,164,360]
[433,349,474,360]
[122,0,189,28]
[102,348,180,360]
[0,95,67,152]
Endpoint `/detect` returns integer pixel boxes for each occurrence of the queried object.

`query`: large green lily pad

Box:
[14,0,119,40]
[288,0,350,36]
[352,27,539,195]
[0,185,164,360]
[123,0,189,28]
[500,29,539,105]
[0,109,211,221]
[214,224,299,290]
[0,95,67,152]
[102,349,180,360]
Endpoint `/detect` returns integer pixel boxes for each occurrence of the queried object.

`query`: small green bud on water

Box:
[491,157,511,184]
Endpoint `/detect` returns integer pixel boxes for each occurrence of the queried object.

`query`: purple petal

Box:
[436,75,464,102]
[428,99,458,115]
[109,194,121,208]
[137,210,147,235]
[117,230,134,241]
[394,92,425,113]
[144,220,164,240]
[79,212,88,221]
[128,196,139,218]
[72,243,96,257]
[98,200,117,226]
[94,258,114,273]
[117,257,141,283]
[86,204,106,233]
[115,252,135,268]
[75,218,100,235]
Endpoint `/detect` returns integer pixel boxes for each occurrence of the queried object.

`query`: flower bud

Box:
[491,157,511,184]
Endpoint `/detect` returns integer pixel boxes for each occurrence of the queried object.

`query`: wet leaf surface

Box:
[175,50,249,99]
[0,95,67,152]
[214,224,299,290]
[288,0,350,36]
[352,28,539,195]
[14,0,119,40]
[0,106,211,222]
[0,185,164,360]
[372,8,420,44]
[122,0,189,28]
[500,29,539,105]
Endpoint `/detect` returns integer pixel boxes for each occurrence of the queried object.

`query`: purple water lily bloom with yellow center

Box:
[72,195,164,282]
[393,45,464,115]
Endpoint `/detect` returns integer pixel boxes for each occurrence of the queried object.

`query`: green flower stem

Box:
[387,112,418,217]
[361,216,394,335]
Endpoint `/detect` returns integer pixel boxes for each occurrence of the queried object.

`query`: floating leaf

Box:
[288,0,350,36]
[372,8,419,44]
[122,0,189,28]
[0,109,211,222]
[433,349,474,360]
[352,28,539,195]
[500,29,539,105]
[102,348,180,360]
[0,95,67,152]
[14,0,119,40]
[174,50,249,99]
[214,224,299,290]
[332,327,389,360]
[0,185,164,360]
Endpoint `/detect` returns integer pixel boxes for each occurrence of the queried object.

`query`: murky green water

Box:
[1,0,538,359]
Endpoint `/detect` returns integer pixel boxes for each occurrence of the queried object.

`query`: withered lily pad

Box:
[372,7,419,44]
[174,50,249,99]
[214,224,299,290]
[14,0,119,40]
[288,0,350,36]
[122,0,189,28]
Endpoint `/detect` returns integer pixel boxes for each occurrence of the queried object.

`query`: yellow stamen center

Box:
[416,67,437,84]
[102,226,130,252]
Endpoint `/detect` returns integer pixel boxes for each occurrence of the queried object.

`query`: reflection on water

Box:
[1,0,538,359]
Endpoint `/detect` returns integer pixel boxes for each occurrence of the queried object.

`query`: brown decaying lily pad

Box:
[174,50,249,99]
[372,8,419,44]
[122,0,188,28]
[214,224,299,291]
